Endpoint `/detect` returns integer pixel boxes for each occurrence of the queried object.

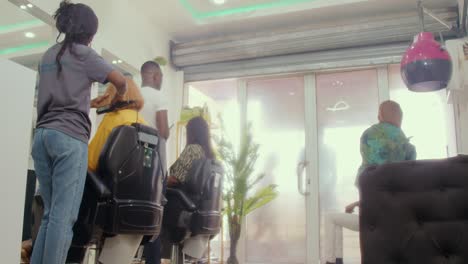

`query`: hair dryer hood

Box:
[401,32,453,92]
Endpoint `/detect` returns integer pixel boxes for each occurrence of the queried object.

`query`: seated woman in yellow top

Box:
[88,76,147,172]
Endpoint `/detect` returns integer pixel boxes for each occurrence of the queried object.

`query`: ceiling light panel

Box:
[180,0,368,20]
[24,32,35,38]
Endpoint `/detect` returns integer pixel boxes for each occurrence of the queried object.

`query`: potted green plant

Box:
[153,56,168,66]
[215,123,279,264]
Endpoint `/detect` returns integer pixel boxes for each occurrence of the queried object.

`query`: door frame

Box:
[304,74,320,264]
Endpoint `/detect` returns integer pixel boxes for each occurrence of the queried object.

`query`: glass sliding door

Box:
[315,69,380,264]
[187,79,240,263]
[245,76,308,264]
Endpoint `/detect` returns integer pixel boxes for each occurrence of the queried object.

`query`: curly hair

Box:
[97,77,144,111]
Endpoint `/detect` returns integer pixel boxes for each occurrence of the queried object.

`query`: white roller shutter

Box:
[172,8,458,82]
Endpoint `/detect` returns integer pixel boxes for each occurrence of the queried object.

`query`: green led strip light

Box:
[179,0,319,19]
[0,41,49,55]
[0,20,44,33]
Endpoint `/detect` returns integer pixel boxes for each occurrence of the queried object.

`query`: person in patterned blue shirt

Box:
[356,100,417,184]
[323,100,416,264]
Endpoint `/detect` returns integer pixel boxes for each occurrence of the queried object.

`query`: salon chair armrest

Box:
[166,188,197,212]
[86,171,111,199]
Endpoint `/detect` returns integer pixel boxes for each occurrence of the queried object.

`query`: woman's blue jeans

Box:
[30,128,88,264]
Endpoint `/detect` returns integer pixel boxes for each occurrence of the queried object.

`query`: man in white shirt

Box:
[140,61,170,170]
[140,61,170,139]
[140,61,169,264]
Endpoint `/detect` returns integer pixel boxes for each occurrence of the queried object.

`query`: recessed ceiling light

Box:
[112,60,117,64]
[117,59,123,63]
[27,3,33,8]
[20,5,27,9]
[24,32,35,38]
[289,92,295,96]
[211,0,226,5]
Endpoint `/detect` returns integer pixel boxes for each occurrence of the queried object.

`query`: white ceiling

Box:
[10,52,42,70]
[0,25,50,49]
[0,1,51,70]
[1,0,459,48]
[0,0,36,26]
[0,1,51,55]
[0,0,459,67]
[140,0,458,42]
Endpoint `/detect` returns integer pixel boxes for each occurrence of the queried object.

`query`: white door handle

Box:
[297,161,310,196]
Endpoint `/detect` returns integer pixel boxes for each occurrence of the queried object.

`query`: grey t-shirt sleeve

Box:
[84,49,114,84]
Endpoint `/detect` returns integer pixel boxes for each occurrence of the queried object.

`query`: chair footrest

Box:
[101,201,163,236]
[191,211,221,236]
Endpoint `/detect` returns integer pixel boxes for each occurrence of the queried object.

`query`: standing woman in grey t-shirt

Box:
[31,1,127,263]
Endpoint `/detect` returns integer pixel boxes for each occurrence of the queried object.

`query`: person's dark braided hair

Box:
[53,0,98,76]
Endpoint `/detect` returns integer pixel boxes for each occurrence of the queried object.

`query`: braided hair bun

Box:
[53,1,99,75]
[54,1,98,37]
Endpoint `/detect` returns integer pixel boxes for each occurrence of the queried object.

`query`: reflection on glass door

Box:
[246,77,307,264]
[187,79,240,262]
[316,69,380,264]
[188,79,240,148]
[388,64,453,159]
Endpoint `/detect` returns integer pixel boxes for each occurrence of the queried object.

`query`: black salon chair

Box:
[161,158,223,264]
[359,155,468,264]
[32,123,165,263]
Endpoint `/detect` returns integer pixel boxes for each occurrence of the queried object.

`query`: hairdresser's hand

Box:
[110,93,125,106]
[90,93,110,108]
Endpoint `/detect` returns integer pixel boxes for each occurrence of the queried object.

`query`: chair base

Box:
[171,244,185,264]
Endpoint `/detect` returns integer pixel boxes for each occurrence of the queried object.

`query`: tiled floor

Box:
[319,215,361,264]
[56,231,362,264]
[343,229,361,264]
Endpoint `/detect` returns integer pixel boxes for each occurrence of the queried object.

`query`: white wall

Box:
[446,37,468,155]
[0,59,36,264]
[454,98,468,154]
[29,0,184,163]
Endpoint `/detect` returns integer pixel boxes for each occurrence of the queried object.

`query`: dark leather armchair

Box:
[359,155,468,264]
[92,123,165,235]
[162,158,224,263]
[32,123,166,263]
